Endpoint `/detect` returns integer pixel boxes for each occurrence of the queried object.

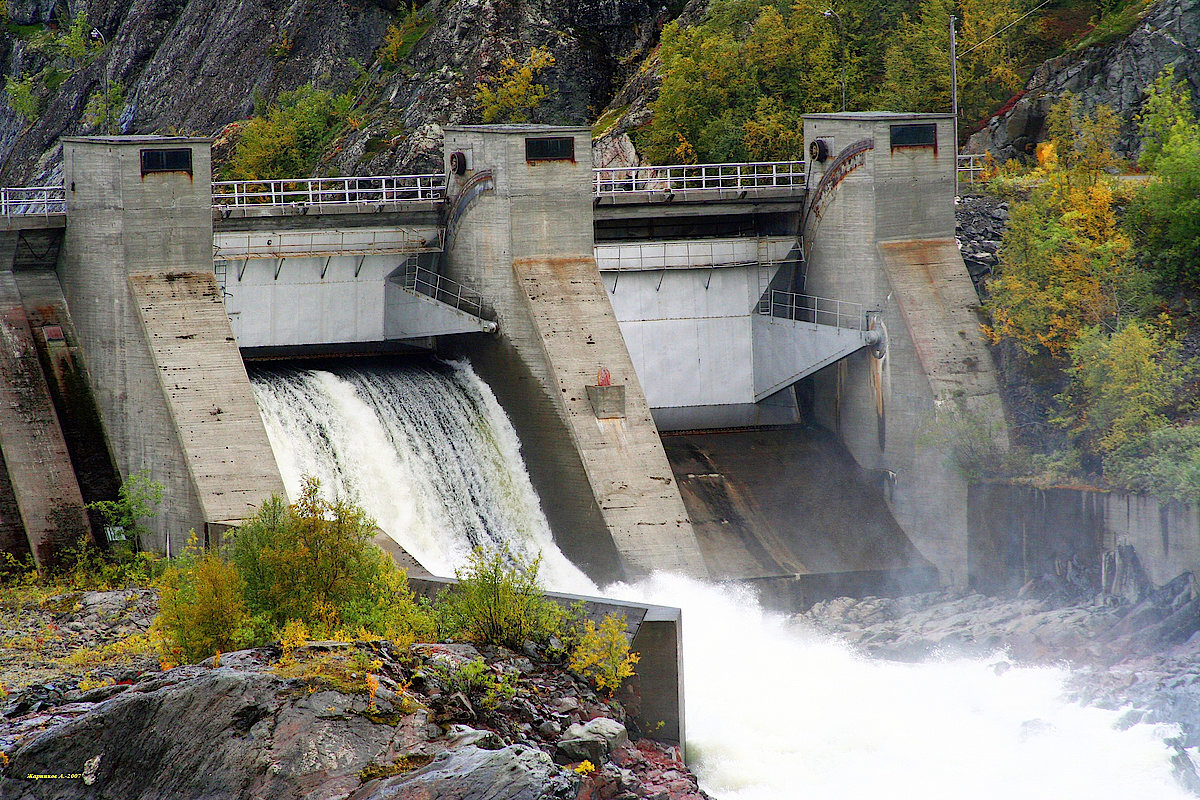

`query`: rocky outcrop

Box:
[0,0,685,183]
[966,0,1200,161]
[0,633,707,800]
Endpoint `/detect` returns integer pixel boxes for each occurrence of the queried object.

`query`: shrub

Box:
[156,544,253,663]
[436,546,566,648]
[1105,425,1200,502]
[86,470,164,550]
[224,85,354,180]
[228,478,434,642]
[1060,320,1188,455]
[475,47,555,124]
[3,74,40,123]
[84,81,125,133]
[379,5,431,69]
[569,612,639,695]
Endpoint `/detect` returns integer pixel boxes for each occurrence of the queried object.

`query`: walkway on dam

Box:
[0,155,986,226]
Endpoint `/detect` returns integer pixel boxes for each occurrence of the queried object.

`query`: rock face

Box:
[0,0,681,183]
[966,0,1200,161]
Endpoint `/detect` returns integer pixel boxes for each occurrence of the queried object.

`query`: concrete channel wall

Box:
[373,534,686,753]
[439,126,708,584]
[969,483,1200,593]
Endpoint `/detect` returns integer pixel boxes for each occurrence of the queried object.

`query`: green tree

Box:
[225,84,354,180]
[1126,94,1200,286]
[1061,320,1187,455]
[878,0,1022,128]
[3,73,40,123]
[1136,65,1195,172]
[86,470,164,549]
[639,0,842,164]
[1045,92,1122,186]
[475,47,556,124]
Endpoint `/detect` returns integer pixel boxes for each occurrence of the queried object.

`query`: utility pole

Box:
[949,14,959,197]
[823,9,847,113]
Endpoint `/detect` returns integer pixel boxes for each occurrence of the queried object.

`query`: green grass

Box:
[593,105,629,138]
[1073,0,1154,50]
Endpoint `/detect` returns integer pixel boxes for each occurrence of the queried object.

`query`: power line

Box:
[959,0,1054,56]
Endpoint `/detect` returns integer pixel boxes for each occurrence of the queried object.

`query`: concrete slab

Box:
[662,426,934,602]
[129,271,286,528]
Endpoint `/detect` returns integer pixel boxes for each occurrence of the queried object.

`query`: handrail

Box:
[6,155,981,216]
[1,186,66,217]
[757,289,863,331]
[212,174,447,208]
[594,161,807,197]
[957,153,986,183]
[397,261,485,318]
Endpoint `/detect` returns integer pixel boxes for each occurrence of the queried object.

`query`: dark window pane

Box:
[141,148,193,175]
[525,137,575,162]
[889,124,938,149]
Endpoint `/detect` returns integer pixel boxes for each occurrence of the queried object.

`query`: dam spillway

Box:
[250,358,1199,799]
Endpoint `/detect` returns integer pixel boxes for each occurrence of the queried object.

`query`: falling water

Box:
[252,359,1198,800]
[250,359,593,590]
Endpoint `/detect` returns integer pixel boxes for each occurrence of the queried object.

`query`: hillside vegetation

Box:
[967,69,1200,501]
[631,0,1124,163]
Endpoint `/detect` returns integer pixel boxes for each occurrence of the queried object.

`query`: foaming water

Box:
[609,573,1197,800]
[251,360,593,591]
[252,359,1197,799]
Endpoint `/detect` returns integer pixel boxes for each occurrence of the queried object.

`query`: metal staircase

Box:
[384,255,497,340]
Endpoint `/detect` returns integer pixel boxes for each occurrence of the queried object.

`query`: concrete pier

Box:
[56,137,284,553]
[440,126,708,583]
[0,269,91,566]
[801,114,1007,585]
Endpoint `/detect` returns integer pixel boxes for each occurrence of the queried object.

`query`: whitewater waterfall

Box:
[251,359,1197,800]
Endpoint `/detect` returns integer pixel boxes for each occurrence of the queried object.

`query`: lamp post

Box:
[822,8,847,113]
[949,14,959,197]
[89,28,113,134]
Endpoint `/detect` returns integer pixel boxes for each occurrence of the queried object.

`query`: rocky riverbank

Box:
[0,588,707,800]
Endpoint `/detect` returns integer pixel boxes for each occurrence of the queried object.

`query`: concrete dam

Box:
[0,113,1004,598]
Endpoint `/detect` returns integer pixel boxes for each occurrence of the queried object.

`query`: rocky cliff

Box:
[0,0,681,183]
[966,0,1200,161]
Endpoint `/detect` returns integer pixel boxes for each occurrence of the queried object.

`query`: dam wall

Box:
[801,114,1007,587]
[439,126,707,584]
[55,137,284,555]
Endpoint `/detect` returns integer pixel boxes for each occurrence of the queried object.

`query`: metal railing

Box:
[1,186,66,216]
[757,289,863,331]
[212,174,447,209]
[594,161,807,198]
[957,153,987,183]
[594,236,799,272]
[397,261,485,318]
[214,228,443,260]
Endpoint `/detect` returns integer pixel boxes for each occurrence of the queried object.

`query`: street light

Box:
[89,28,113,135]
[822,8,847,113]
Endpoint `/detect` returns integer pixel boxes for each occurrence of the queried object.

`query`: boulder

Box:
[556,717,629,764]
[349,744,580,800]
